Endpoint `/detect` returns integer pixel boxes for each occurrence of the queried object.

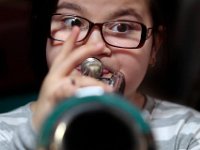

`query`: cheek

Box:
[124,58,148,96]
[117,46,152,97]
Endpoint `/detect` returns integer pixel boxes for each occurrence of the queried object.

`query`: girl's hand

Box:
[31,27,113,131]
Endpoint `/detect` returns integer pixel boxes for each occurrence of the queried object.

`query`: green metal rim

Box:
[38,93,151,147]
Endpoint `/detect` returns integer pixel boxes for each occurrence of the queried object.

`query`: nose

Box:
[85,28,112,56]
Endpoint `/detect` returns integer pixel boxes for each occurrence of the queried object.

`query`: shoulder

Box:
[148,96,200,128]
[147,96,200,149]
[152,97,200,121]
[0,102,32,119]
[0,103,33,146]
[0,103,33,136]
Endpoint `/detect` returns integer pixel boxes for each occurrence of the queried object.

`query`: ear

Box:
[149,25,165,66]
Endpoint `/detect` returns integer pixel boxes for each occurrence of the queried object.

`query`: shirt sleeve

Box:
[10,118,38,150]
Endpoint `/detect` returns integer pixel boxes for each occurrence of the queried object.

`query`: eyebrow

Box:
[57,2,85,13]
[56,2,143,22]
[109,8,143,22]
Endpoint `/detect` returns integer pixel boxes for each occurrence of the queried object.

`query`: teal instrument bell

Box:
[37,87,156,150]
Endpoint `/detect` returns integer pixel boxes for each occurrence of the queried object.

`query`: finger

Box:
[60,26,80,58]
[41,77,79,104]
[51,26,80,69]
[54,43,105,76]
[52,78,79,102]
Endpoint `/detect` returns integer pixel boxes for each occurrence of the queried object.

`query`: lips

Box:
[102,68,110,74]
[76,66,81,72]
[102,68,113,78]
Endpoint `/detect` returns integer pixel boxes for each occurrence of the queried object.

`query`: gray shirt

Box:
[1,96,200,150]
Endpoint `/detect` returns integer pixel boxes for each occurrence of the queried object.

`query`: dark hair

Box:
[139,0,169,99]
[149,0,164,32]
[142,0,200,104]
[171,0,200,108]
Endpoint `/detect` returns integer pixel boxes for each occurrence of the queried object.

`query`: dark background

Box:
[0,0,50,95]
[0,0,48,112]
[0,0,200,112]
[0,0,36,96]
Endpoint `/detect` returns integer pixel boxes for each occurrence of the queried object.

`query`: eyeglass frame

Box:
[49,14,153,49]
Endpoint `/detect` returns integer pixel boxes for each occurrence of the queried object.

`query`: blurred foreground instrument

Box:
[37,58,156,150]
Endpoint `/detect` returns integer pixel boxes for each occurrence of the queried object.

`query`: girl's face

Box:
[46,0,156,100]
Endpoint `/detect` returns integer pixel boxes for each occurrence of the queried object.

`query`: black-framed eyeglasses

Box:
[50,14,153,49]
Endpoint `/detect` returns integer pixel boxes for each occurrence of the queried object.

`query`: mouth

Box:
[76,63,125,94]
[76,65,114,79]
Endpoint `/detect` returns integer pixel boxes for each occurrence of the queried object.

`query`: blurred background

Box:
[0,0,200,112]
[0,0,48,112]
[0,0,34,95]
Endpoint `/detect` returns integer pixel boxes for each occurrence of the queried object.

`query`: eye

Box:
[116,23,129,32]
[108,22,141,33]
[62,17,83,27]
[111,23,133,33]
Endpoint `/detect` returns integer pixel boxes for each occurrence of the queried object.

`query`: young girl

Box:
[1,0,200,149]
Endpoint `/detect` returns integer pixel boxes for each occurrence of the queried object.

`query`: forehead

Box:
[56,0,151,24]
